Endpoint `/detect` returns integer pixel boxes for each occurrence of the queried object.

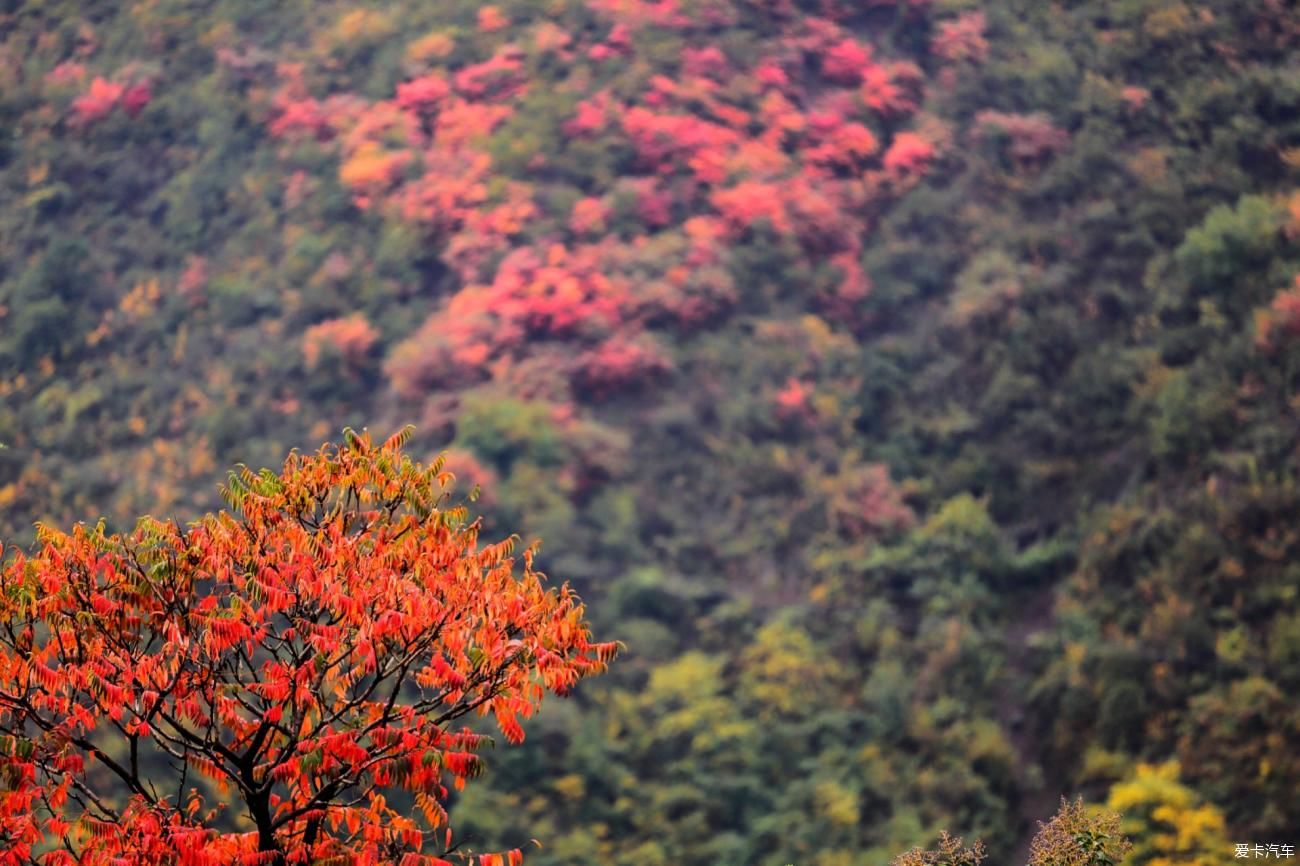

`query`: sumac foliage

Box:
[0,428,617,865]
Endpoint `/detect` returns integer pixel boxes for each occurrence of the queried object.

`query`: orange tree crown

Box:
[0,427,617,865]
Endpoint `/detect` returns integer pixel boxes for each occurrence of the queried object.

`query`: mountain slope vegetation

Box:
[1,1,1297,863]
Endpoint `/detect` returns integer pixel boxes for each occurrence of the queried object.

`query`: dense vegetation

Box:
[1,0,1296,863]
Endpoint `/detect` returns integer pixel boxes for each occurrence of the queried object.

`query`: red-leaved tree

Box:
[0,428,618,865]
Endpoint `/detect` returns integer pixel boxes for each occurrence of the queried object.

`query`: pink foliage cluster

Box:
[438,447,500,507]
[585,0,693,31]
[775,377,814,421]
[830,463,916,540]
[453,47,527,101]
[572,334,674,399]
[388,243,625,393]
[883,131,935,176]
[931,12,989,64]
[388,224,738,397]
[267,65,349,141]
[265,0,951,413]
[71,76,151,125]
[973,110,1070,163]
[44,61,87,89]
[570,197,612,236]
[302,315,379,370]
[861,61,925,116]
[176,256,209,305]
[395,72,452,114]
[1255,275,1300,351]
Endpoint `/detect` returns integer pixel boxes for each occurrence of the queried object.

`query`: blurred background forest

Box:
[1,0,1298,863]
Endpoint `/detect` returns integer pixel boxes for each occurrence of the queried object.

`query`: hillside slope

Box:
[1,1,1298,863]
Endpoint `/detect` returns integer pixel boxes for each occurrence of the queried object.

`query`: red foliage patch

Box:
[573,334,673,398]
[267,0,949,418]
[302,315,380,370]
[71,77,124,125]
[931,12,989,64]
[883,131,935,177]
[822,38,873,84]
[121,82,152,117]
[829,463,916,540]
[396,73,452,114]
[1255,275,1300,350]
[973,110,1070,163]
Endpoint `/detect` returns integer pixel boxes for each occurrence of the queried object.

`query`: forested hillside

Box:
[1,0,1297,863]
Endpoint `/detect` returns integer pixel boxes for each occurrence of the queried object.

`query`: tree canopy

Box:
[0,429,617,864]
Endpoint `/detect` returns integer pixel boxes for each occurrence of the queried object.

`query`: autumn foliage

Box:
[257,1,962,410]
[0,429,617,865]
[891,799,1131,866]
[4,0,1299,861]
[70,76,151,126]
